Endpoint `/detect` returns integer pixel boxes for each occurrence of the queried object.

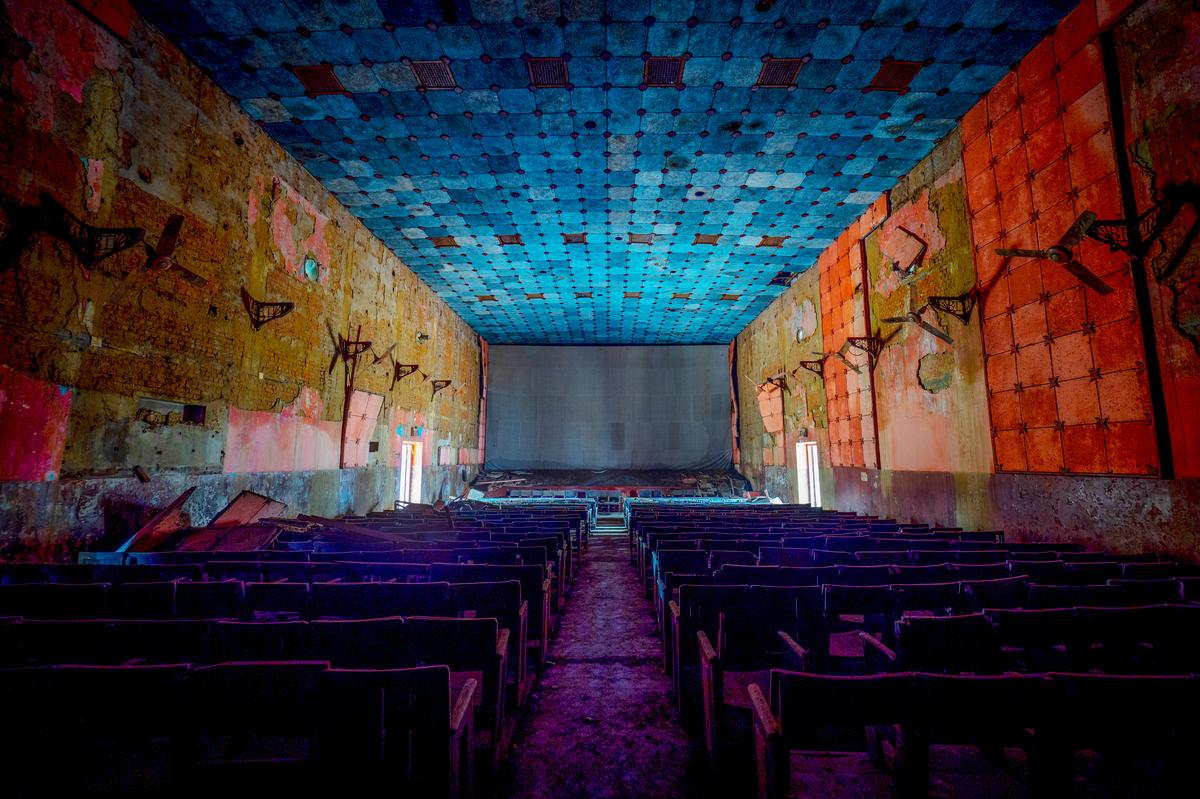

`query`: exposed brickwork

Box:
[0,0,481,557]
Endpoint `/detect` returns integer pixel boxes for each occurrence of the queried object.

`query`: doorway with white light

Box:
[398,441,423,504]
[795,441,821,508]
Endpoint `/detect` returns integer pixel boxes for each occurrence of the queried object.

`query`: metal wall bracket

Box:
[761,375,788,392]
[327,324,372,375]
[391,363,420,389]
[1087,192,1192,257]
[846,335,883,370]
[240,287,294,331]
[795,357,827,377]
[927,292,978,324]
[431,379,452,397]
[40,194,144,270]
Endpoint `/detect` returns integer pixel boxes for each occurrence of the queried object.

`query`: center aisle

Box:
[499,533,713,799]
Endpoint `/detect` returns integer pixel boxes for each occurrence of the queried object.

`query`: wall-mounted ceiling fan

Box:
[880,282,954,343]
[994,211,1114,295]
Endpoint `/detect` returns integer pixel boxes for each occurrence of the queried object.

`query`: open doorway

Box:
[795,441,821,508]
[398,441,423,504]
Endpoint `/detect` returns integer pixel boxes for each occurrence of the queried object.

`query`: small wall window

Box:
[136,397,206,426]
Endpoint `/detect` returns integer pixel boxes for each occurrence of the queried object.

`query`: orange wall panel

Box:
[965,0,1159,476]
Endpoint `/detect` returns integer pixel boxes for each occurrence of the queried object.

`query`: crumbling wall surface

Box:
[0,0,480,559]
[735,0,1200,557]
[825,466,1199,561]
[735,268,827,500]
[865,133,994,474]
[1113,0,1200,477]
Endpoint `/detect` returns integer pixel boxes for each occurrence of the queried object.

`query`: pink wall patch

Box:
[224,387,340,473]
[5,0,119,131]
[0,365,72,481]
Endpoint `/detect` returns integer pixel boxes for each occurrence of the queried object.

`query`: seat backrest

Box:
[833,565,892,587]
[894,581,962,614]
[110,580,177,619]
[896,613,999,673]
[986,607,1078,647]
[209,619,310,663]
[175,580,244,618]
[719,564,829,586]
[961,576,1028,611]
[245,581,310,619]
[772,671,914,745]
[891,564,955,584]
[317,665,452,792]
[1024,583,1125,610]
[823,584,896,617]
[0,582,110,619]
[192,660,328,736]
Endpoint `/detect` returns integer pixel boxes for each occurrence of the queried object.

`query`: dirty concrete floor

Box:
[498,533,714,799]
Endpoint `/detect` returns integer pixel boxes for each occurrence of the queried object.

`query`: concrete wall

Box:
[735,0,1199,560]
[0,0,482,560]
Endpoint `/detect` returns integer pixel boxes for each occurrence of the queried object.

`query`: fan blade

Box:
[833,351,862,375]
[917,319,954,344]
[995,247,1046,259]
[908,280,920,313]
[105,278,136,308]
[1061,259,1115,295]
[154,215,184,258]
[372,343,397,364]
[881,316,910,324]
[171,263,207,286]
[1057,211,1098,250]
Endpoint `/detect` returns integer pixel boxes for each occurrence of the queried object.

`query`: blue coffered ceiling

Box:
[135,0,1074,344]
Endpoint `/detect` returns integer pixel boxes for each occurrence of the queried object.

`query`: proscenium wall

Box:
[0,0,482,559]
[736,0,1200,560]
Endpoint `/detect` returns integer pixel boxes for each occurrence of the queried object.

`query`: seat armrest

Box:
[749,682,783,799]
[450,677,477,735]
[669,599,681,622]
[496,627,511,659]
[859,631,897,672]
[777,630,809,671]
[698,629,719,665]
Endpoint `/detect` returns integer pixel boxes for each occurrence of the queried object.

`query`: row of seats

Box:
[750,670,1200,799]
[0,661,474,798]
[628,501,1200,798]
[0,500,589,798]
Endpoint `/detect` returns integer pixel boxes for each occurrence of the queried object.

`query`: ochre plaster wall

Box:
[735,0,1198,559]
[0,0,481,559]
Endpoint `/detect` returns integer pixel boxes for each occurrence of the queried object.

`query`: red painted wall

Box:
[1113,0,1200,477]
[0,365,72,481]
[819,197,888,469]
[964,0,1160,476]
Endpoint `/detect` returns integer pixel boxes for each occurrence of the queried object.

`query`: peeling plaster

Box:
[918,352,955,394]
[5,0,118,131]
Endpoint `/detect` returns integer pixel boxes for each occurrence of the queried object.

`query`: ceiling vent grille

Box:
[867,60,923,92]
[410,60,457,90]
[575,291,592,298]
[644,57,684,86]
[693,233,721,245]
[672,292,691,299]
[628,232,655,244]
[430,236,459,248]
[529,58,569,88]
[756,58,805,88]
[293,64,345,95]
[476,294,496,302]
[759,235,789,247]
[563,232,587,244]
[496,233,523,245]
[721,293,742,301]
[769,271,799,286]
[526,293,544,300]
[624,291,642,299]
